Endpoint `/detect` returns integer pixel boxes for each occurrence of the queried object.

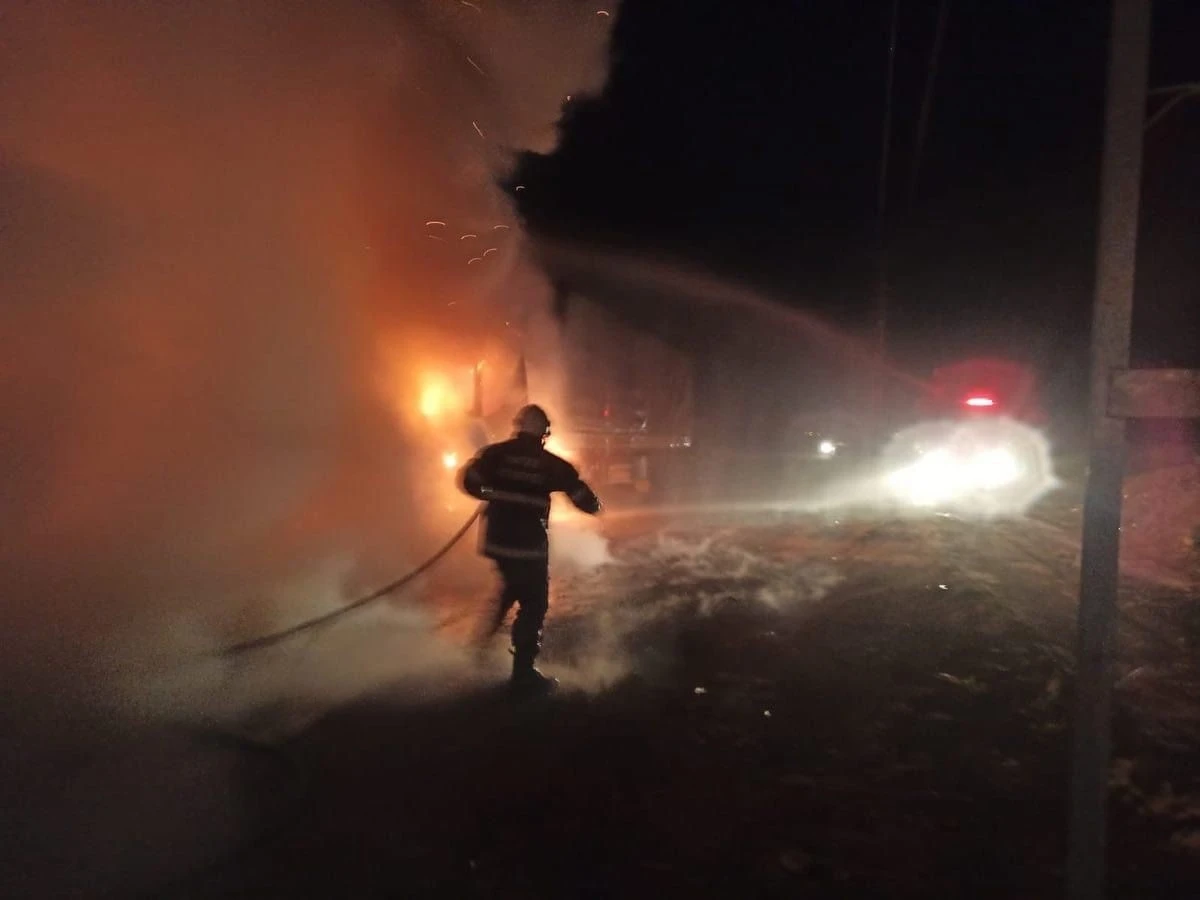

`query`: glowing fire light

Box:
[442,451,459,471]
[964,396,995,408]
[419,372,462,419]
[544,434,573,459]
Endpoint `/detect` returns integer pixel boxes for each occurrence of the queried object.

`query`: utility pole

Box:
[872,0,900,426]
[1067,2,1151,898]
[909,0,952,204]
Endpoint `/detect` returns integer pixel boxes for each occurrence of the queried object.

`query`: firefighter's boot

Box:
[510,646,556,695]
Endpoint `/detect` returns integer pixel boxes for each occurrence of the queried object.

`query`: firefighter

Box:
[459,404,601,693]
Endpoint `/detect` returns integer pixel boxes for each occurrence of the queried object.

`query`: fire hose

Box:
[219,507,482,657]
[145,507,483,899]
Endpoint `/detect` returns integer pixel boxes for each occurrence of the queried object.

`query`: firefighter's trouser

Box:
[488,556,550,669]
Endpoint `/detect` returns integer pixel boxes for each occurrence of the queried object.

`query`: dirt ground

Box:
[5,470,1200,899]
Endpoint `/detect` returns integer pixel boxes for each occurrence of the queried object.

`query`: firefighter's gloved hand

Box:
[568,482,601,515]
[459,459,492,501]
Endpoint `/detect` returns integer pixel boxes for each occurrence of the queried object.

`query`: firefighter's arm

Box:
[557,461,601,515]
[568,479,601,515]
[458,450,495,500]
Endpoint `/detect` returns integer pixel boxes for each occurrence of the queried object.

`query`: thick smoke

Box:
[0,1,618,721]
[547,530,844,691]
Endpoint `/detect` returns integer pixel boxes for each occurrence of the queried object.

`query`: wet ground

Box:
[5,465,1200,898]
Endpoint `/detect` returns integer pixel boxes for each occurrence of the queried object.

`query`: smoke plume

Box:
[0,1,619,721]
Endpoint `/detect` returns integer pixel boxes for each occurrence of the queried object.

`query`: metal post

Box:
[1067,2,1151,899]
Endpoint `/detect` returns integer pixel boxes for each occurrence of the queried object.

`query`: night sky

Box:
[515,0,1200,427]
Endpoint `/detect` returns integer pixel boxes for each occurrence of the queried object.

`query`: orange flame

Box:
[418,369,470,420]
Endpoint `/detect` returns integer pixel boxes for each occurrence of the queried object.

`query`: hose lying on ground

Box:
[218,507,482,657]
[140,513,484,896]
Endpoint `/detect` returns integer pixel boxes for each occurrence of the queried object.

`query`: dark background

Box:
[513,0,1200,447]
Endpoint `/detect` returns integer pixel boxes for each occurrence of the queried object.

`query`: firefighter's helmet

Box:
[514,404,551,439]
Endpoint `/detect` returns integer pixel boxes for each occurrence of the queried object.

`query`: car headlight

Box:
[887,446,1022,506]
[967,447,1020,489]
[881,419,1056,514]
[818,439,837,456]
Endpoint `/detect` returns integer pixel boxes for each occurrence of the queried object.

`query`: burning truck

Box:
[547,290,694,500]
[406,291,694,520]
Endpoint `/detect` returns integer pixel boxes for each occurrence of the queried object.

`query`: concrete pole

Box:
[1067,2,1150,898]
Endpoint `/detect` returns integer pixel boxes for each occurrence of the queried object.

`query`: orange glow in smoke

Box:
[544,433,573,459]
[418,371,463,419]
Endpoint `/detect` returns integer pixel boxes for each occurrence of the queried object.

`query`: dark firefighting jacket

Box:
[459,433,601,560]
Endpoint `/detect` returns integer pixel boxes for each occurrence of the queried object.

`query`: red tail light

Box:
[964,396,995,408]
